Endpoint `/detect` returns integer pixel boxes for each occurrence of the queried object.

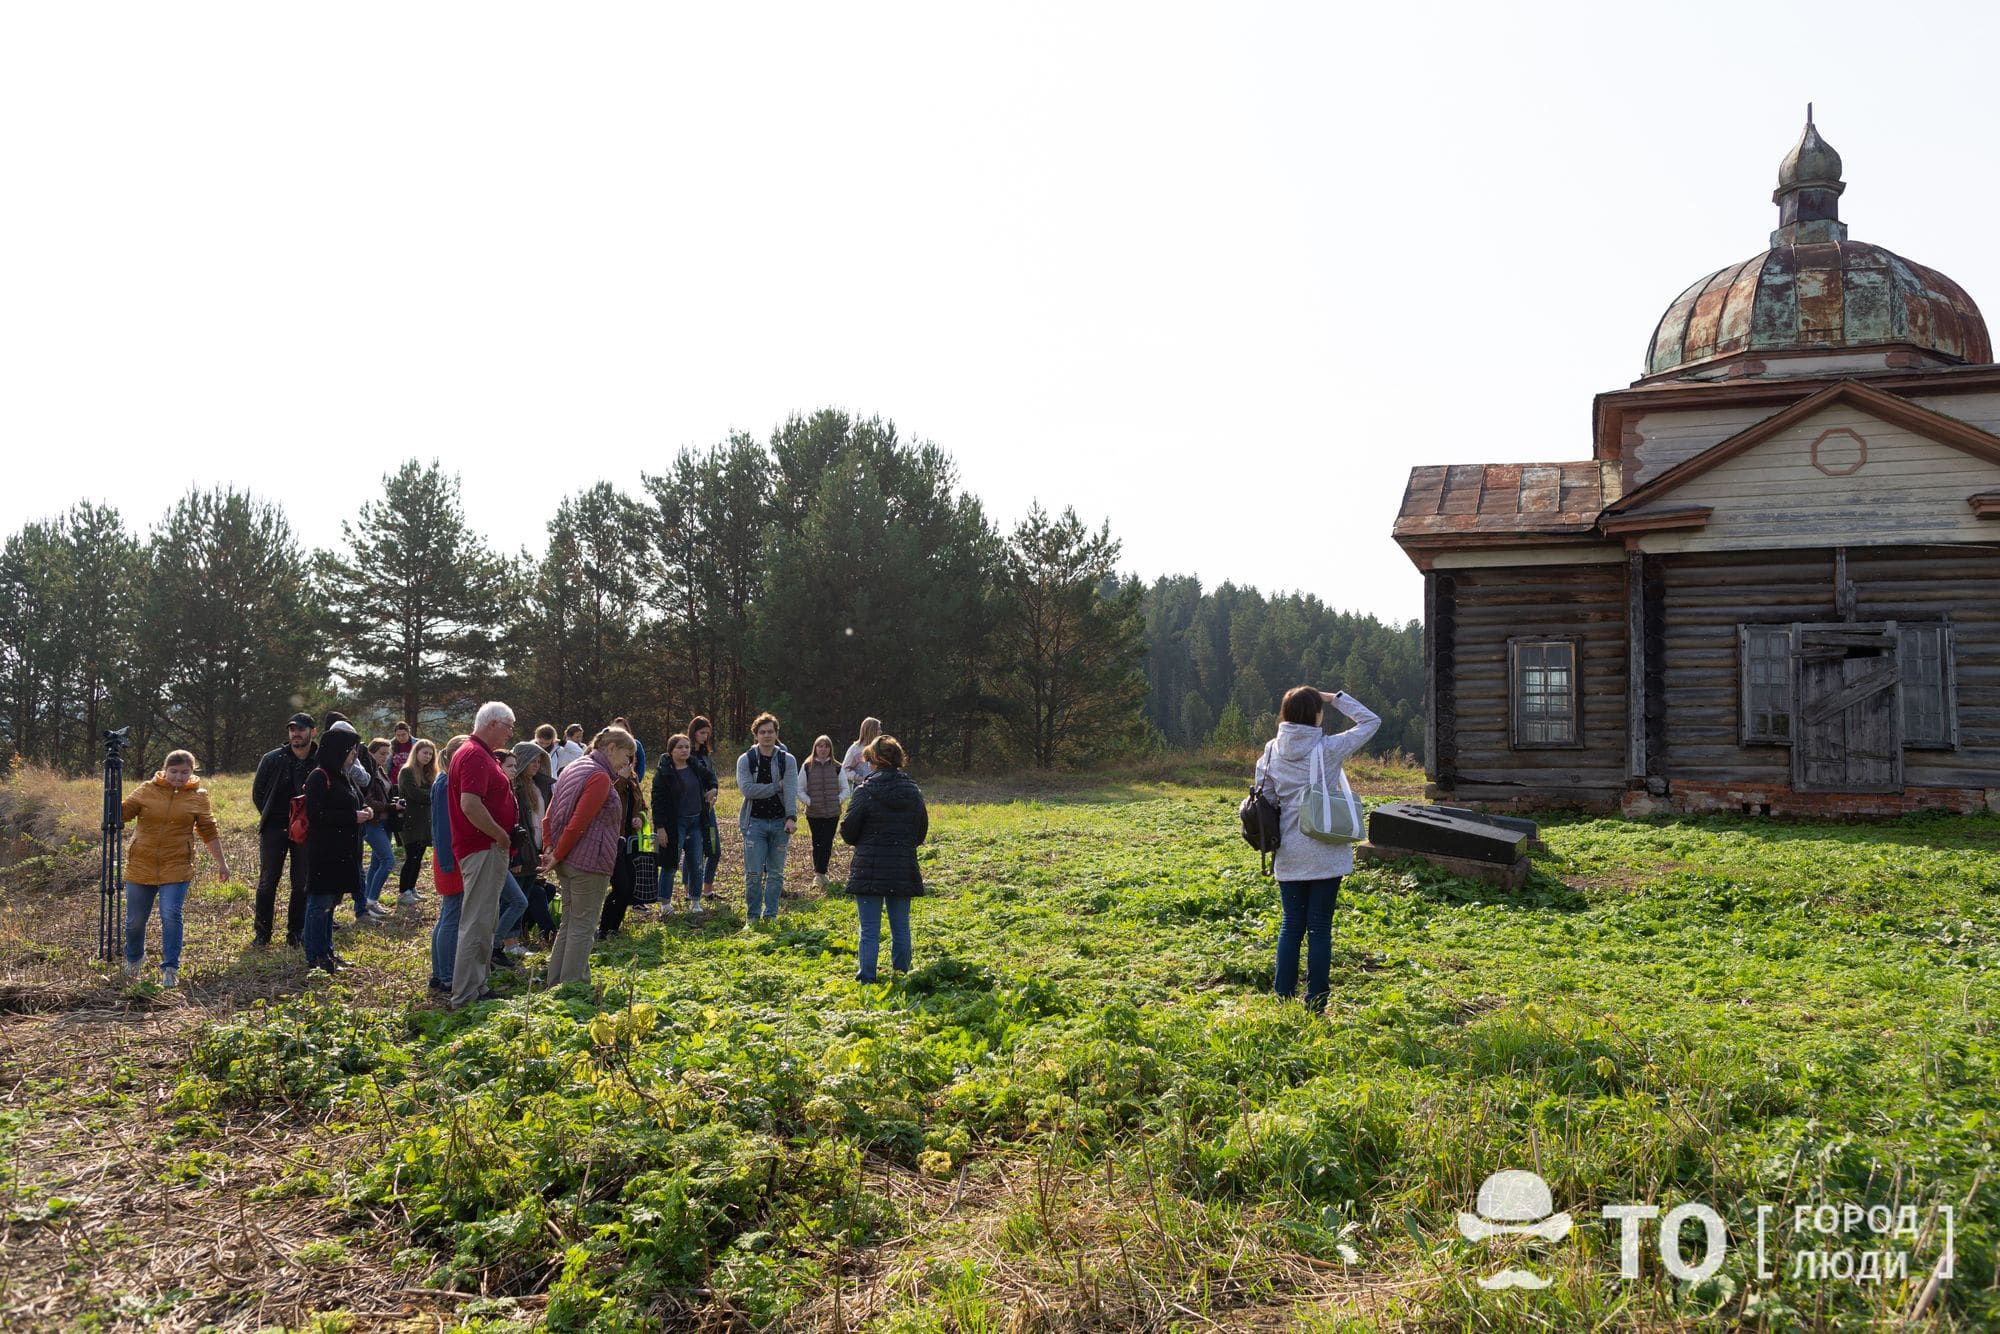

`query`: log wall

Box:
[1657,545,2000,790]
[1433,562,1628,805]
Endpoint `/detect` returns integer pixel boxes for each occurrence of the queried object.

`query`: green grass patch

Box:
[175,785,2000,1329]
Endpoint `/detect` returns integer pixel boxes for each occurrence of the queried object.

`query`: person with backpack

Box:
[302,723,369,974]
[839,735,926,982]
[650,732,715,913]
[1254,686,1381,1012]
[799,734,845,891]
[736,711,797,924]
[249,711,317,948]
[120,748,230,987]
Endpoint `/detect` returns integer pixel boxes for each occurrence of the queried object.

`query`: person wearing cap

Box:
[302,723,369,973]
[249,712,318,948]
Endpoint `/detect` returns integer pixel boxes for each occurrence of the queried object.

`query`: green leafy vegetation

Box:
[164,782,1999,1329]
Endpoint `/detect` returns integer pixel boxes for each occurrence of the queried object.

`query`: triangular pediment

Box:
[1600,381,2000,550]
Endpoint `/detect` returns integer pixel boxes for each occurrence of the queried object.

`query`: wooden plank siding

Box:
[1633,401,2000,554]
[1656,546,2000,789]
[1433,562,1628,803]
[1627,403,1775,487]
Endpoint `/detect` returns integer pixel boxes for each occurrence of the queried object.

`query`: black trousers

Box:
[599,855,636,936]
[399,838,430,892]
[254,824,309,946]
[518,868,559,939]
[807,816,838,875]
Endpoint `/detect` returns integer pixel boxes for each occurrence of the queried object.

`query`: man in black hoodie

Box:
[249,712,318,948]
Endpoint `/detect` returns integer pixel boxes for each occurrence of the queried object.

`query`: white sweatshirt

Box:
[1253,691,1382,881]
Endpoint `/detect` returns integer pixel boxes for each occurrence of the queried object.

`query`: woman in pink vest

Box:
[541,725,637,987]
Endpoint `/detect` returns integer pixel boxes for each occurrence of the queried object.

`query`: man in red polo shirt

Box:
[448,700,518,1008]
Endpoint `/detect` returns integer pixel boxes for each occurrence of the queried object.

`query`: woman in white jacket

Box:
[1254,685,1381,1011]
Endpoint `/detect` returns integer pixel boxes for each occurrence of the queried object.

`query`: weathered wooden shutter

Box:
[1897,623,1957,750]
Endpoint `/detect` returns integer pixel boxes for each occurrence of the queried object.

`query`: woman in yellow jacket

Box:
[122,749,230,987]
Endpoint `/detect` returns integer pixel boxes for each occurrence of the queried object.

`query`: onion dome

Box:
[1645,113,1989,377]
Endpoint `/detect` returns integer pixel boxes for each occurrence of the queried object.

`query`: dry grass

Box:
[784,1147,1406,1332]
[0,768,473,1331]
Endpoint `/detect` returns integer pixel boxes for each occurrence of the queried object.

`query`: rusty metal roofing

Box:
[1645,241,1991,376]
[1393,461,1618,544]
[1646,118,1990,378]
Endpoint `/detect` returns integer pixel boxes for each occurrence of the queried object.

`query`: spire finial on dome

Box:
[1772,110,1846,246]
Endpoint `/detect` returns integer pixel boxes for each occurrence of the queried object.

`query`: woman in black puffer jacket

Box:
[839,735,928,983]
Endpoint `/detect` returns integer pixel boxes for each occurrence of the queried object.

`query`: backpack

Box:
[1238,778,1281,876]
[288,772,315,845]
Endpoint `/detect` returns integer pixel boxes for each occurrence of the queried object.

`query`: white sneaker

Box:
[398,891,419,908]
[503,942,527,959]
[366,903,391,920]
[160,967,178,988]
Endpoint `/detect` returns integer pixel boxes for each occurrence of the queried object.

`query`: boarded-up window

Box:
[1898,623,1957,749]
[1509,637,1581,748]
[1739,625,1793,745]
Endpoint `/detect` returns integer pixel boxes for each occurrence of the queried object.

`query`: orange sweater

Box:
[122,775,220,886]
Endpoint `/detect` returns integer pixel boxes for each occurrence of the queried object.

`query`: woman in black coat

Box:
[838,735,927,982]
[302,724,366,972]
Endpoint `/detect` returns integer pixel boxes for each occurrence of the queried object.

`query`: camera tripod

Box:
[97,727,130,962]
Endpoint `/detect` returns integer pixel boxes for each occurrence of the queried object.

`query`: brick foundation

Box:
[1630,781,1993,819]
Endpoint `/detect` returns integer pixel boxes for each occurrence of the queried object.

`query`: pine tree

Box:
[314,461,506,729]
[992,504,1147,768]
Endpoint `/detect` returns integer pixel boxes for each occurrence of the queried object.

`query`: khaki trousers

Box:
[450,847,506,1008]
[549,863,611,986]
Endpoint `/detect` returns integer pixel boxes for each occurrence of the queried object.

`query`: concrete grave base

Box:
[1355,841,1531,891]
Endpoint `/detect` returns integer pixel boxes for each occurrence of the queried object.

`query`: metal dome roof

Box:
[1645,117,1990,377]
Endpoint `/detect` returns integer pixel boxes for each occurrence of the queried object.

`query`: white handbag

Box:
[1300,743,1365,845]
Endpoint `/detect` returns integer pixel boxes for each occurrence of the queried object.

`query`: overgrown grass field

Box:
[1,762,1996,1331]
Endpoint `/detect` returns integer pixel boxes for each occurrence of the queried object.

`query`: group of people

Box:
[116,703,933,1000]
[116,683,1376,1016]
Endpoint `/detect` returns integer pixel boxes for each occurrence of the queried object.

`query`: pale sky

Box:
[7,2,1998,625]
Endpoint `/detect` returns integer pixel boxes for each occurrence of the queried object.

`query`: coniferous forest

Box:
[0,410,1422,774]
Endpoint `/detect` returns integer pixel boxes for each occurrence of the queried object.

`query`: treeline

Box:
[0,410,1422,774]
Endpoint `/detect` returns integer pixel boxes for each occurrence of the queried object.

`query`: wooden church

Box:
[1393,117,2000,816]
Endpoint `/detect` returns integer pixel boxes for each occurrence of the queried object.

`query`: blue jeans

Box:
[361,821,396,906]
[1274,877,1341,1011]
[304,892,339,963]
[742,817,790,919]
[855,894,911,982]
[431,879,527,988]
[124,881,189,969]
[672,815,705,906]
[498,873,528,943]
